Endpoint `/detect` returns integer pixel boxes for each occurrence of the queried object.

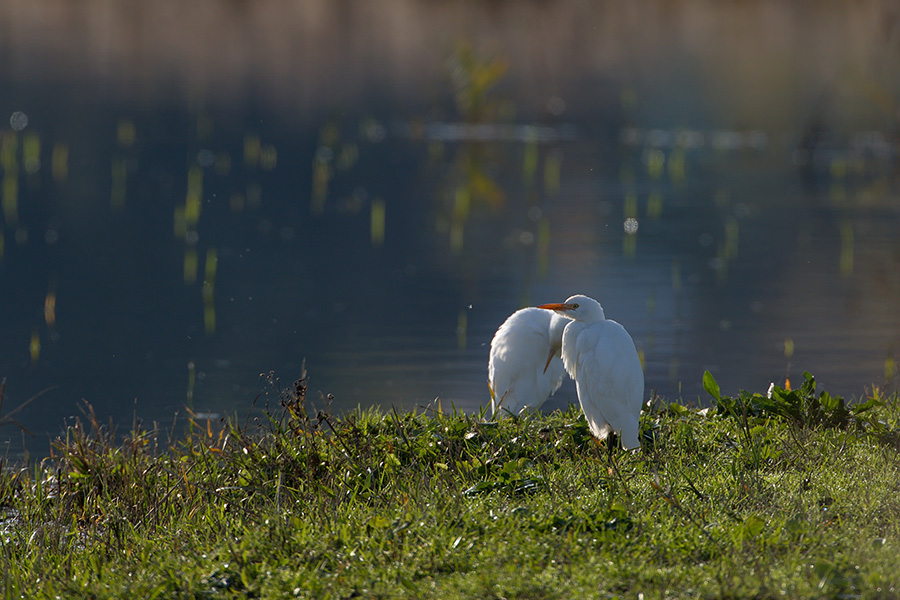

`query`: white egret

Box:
[538,294,644,450]
[488,307,569,418]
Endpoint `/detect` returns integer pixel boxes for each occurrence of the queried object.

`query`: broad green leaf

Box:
[702,370,721,401]
[854,397,883,413]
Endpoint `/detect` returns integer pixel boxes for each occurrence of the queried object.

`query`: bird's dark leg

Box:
[591,435,617,464]
[606,433,617,464]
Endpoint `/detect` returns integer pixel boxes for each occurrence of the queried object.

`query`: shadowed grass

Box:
[1,371,900,598]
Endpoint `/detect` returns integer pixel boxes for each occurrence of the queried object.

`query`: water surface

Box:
[1,0,898,455]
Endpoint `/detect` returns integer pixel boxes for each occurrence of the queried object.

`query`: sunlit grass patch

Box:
[1,371,899,598]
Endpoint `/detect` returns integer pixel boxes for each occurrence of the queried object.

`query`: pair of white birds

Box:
[488,294,644,450]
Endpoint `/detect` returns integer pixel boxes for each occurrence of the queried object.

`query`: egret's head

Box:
[537,294,605,323]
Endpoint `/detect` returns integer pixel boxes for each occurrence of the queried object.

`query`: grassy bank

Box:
[2,372,900,599]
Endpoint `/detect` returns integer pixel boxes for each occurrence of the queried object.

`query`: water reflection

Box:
[1,0,899,456]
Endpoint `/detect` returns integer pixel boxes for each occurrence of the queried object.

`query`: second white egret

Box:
[538,294,644,449]
[488,307,569,418]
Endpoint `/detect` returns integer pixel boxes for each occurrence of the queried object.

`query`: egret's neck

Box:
[548,313,568,351]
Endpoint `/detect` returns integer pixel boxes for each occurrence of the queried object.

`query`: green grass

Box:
[2,372,900,599]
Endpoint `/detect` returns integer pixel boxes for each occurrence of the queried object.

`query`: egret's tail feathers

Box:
[616,420,641,450]
[586,417,640,450]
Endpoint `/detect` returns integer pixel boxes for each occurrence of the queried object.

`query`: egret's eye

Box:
[572,303,579,309]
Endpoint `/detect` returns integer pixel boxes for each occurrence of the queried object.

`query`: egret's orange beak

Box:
[543,348,556,373]
[537,302,577,311]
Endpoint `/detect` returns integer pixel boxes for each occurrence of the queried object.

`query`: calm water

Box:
[1,0,898,455]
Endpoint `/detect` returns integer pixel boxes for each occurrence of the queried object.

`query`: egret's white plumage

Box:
[488,308,568,418]
[538,294,644,449]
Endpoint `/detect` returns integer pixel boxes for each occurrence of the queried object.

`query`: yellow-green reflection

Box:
[23,132,40,175]
[319,123,340,147]
[117,119,136,148]
[668,356,680,382]
[370,198,385,247]
[451,42,508,121]
[623,232,636,258]
[623,192,637,219]
[646,191,663,220]
[52,143,68,181]
[523,137,538,187]
[244,134,260,167]
[456,309,468,350]
[667,147,686,184]
[671,259,682,293]
[229,192,244,213]
[336,143,357,171]
[435,43,513,254]
[724,217,739,261]
[261,144,278,171]
[44,286,56,328]
[0,131,15,171]
[184,247,198,285]
[1,131,18,226]
[449,186,469,253]
[645,149,665,180]
[311,160,330,214]
[784,337,795,359]
[543,151,561,196]
[715,244,728,284]
[185,166,203,227]
[186,361,196,407]
[203,248,217,334]
[830,157,847,178]
[30,329,40,365]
